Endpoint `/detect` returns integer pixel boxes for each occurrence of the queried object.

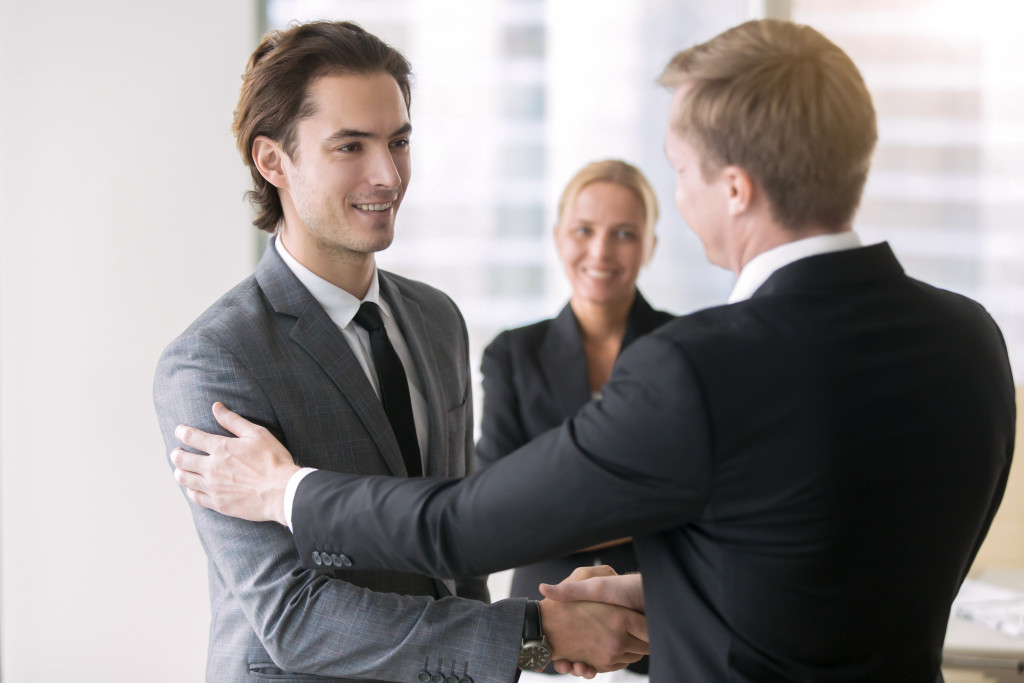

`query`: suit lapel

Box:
[539,304,592,418]
[379,273,451,477]
[255,241,407,477]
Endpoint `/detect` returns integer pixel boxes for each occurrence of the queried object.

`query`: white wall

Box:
[0,1,257,680]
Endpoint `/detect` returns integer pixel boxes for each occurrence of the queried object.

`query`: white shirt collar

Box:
[274,237,391,327]
[728,231,862,304]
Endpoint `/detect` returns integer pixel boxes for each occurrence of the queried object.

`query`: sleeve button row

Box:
[311,551,352,568]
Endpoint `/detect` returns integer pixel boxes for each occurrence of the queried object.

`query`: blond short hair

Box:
[557,159,659,263]
[658,19,877,231]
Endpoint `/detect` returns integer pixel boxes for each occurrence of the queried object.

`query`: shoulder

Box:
[902,277,1009,354]
[380,270,465,323]
[653,308,676,326]
[650,302,741,346]
[905,276,995,321]
[378,271,472,369]
[494,317,555,349]
[633,290,676,331]
[481,312,565,368]
[380,270,455,307]
[638,306,675,337]
[157,273,274,368]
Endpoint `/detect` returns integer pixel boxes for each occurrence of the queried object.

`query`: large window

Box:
[787,0,1024,378]
[264,0,1024,383]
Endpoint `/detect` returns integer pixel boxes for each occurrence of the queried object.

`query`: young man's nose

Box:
[368,147,402,189]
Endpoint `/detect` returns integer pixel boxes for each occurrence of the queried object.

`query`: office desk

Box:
[943,568,1024,681]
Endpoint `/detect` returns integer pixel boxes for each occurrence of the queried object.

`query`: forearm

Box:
[237,533,524,680]
[291,336,713,579]
[294,430,650,578]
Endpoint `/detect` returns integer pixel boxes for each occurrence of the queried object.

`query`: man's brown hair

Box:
[233,21,412,233]
[659,19,877,231]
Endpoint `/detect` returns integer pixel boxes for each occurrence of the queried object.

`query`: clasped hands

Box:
[539,566,648,678]
[172,403,648,678]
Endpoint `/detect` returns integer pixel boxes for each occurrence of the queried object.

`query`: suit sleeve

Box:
[154,331,524,683]
[452,308,492,603]
[475,331,528,469]
[292,333,714,578]
[954,317,1017,584]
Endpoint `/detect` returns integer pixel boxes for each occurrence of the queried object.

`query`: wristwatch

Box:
[517,600,552,672]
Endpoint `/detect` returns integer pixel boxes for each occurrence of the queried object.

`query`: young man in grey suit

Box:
[173,18,1016,682]
[154,21,647,683]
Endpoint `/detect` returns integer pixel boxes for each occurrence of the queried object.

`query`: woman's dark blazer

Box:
[475,292,673,674]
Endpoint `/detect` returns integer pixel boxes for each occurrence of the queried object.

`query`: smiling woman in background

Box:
[476,159,673,679]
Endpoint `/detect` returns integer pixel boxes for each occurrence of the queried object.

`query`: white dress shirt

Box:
[275,238,429,528]
[728,231,863,304]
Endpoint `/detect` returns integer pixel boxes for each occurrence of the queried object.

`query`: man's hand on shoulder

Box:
[171,402,299,525]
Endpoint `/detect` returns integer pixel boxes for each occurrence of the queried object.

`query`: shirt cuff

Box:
[284,467,317,531]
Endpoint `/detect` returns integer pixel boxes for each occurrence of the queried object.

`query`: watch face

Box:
[518,642,552,671]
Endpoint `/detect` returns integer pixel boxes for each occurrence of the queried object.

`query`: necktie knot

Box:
[354,301,385,332]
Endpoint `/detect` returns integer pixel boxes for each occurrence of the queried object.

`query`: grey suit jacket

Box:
[154,240,524,683]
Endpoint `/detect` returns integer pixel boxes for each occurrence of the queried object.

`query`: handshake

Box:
[532,566,647,679]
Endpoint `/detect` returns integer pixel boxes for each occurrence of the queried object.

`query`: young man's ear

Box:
[252,136,288,189]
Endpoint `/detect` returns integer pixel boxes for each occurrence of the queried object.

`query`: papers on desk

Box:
[953,579,1024,638]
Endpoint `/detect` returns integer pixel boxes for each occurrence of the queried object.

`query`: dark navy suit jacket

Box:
[291,244,1016,682]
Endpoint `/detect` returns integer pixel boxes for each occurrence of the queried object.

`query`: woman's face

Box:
[556,181,648,308]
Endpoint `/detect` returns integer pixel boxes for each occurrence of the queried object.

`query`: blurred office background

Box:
[0,0,1021,680]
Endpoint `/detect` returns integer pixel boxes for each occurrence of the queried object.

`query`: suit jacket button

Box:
[431,674,444,683]
[339,554,353,568]
[322,553,334,567]
[459,677,473,683]
[417,673,430,682]
[331,553,343,567]
[311,551,322,566]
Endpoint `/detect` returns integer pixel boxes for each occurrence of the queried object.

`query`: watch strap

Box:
[523,600,542,642]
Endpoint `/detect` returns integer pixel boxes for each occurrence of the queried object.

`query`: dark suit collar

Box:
[539,290,663,416]
[752,242,904,299]
[254,238,409,477]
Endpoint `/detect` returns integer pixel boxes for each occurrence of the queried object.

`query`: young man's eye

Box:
[617,230,638,240]
[337,143,361,153]
[390,138,410,149]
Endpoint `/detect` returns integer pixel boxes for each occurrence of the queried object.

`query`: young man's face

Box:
[280,72,411,259]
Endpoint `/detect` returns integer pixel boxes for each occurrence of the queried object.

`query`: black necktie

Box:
[354,302,422,477]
